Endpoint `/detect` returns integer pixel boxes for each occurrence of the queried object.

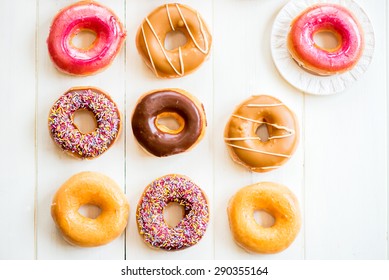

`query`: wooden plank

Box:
[304,0,387,259]
[213,0,305,259]
[36,0,126,259]
[0,0,37,260]
[125,0,215,259]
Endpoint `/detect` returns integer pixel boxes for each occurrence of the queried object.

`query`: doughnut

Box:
[224,95,299,172]
[136,174,209,251]
[136,3,212,78]
[131,88,206,157]
[47,1,126,76]
[48,86,121,159]
[51,171,129,247]
[228,182,301,254]
[287,3,364,75]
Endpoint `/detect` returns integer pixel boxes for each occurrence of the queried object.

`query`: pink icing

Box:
[47,1,126,75]
[48,88,121,159]
[137,174,209,250]
[289,4,364,74]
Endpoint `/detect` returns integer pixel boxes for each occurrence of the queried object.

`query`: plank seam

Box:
[34,0,40,260]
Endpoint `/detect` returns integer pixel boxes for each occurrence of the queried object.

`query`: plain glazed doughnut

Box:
[47,1,126,76]
[51,171,129,247]
[48,86,121,159]
[287,3,364,75]
[131,88,207,157]
[224,95,299,172]
[136,3,212,78]
[228,182,301,254]
[136,174,209,251]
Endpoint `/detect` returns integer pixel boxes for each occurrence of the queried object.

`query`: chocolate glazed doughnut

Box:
[131,88,206,157]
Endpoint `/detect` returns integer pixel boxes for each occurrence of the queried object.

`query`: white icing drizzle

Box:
[259,166,280,170]
[144,17,184,77]
[141,24,158,77]
[245,103,284,107]
[166,4,175,31]
[175,4,209,54]
[232,114,295,134]
[224,134,292,142]
[226,143,291,158]
[224,136,260,141]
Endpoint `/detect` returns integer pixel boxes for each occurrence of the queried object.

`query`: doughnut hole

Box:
[155,112,185,134]
[164,30,188,50]
[78,204,102,219]
[73,109,97,134]
[71,29,97,50]
[255,124,270,142]
[163,202,185,228]
[313,30,341,51]
[253,210,275,228]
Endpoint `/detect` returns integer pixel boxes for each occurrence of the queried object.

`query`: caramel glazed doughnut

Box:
[136,3,212,78]
[48,87,121,159]
[136,174,209,250]
[228,182,301,254]
[131,88,206,157]
[51,172,129,247]
[224,95,299,172]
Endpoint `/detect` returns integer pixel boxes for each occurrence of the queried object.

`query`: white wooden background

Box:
[0,0,387,260]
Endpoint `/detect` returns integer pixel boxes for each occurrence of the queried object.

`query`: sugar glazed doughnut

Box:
[51,171,129,247]
[136,3,212,78]
[47,1,126,75]
[48,87,121,159]
[224,95,299,172]
[131,88,206,157]
[137,174,209,250]
[228,182,301,254]
[287,3,364,75]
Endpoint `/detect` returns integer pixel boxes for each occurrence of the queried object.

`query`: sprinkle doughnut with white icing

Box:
[136,174,209,251]
[48,87,121,159]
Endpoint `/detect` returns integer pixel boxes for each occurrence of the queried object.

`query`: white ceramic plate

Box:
[271,0,375,95]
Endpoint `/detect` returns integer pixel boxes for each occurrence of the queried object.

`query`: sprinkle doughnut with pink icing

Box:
[47,1,126,76]
[137,174,209,251]
[48,87,121,159]
[287,3,364,75]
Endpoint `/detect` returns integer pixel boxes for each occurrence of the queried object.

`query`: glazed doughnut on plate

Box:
[47,1,126,76]
[228,182,301,254]
[131,88,207,157]
[48,86,122,159]
[287,3,364,75]
[224,95,299,172]
[136,3,212,78]
[136,174,209,251]
[51,171,129,247]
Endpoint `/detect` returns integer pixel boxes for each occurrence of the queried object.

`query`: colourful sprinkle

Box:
[48,88,120,159]
[136,174,209,250]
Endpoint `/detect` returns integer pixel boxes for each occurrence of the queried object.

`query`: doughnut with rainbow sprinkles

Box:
[136,174,209,251]
[48,86,121,159]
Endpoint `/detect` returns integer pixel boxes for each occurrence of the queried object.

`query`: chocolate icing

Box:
[132,90,205,157]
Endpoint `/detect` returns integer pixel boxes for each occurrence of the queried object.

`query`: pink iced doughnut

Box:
[287,3,364,75]
[47,1,126,76]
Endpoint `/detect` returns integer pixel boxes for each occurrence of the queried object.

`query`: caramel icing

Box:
[136,3,212,78]
[224,95,299,172]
